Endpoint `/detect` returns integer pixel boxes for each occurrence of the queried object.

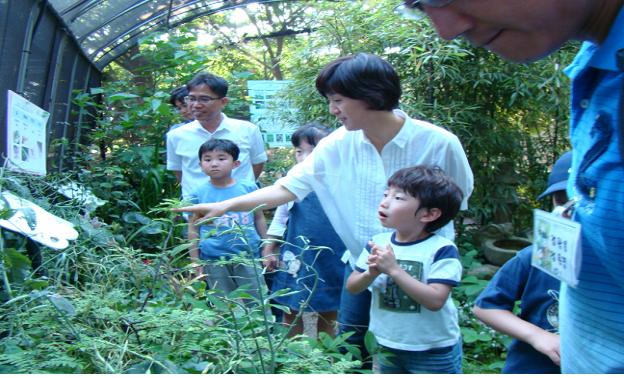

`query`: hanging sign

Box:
[6,90,49,175]
[532,209,582,287]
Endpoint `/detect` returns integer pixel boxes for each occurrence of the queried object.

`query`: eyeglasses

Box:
[184,95,223,104]
[395,0,455,20]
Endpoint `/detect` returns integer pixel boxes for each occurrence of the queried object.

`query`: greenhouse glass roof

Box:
[47,0,287,70]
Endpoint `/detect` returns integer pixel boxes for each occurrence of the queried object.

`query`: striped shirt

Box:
[560,6,624,373]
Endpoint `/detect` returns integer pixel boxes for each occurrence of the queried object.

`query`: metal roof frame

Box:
[47,0,302,70]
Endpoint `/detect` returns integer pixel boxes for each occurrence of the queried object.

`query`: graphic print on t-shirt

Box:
[379,259,423,312]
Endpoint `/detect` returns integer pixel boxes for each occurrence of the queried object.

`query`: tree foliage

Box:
[277,0,574,229]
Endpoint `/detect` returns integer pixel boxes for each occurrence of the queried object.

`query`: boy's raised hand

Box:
[366,241,382,276]
[369,243,400,276]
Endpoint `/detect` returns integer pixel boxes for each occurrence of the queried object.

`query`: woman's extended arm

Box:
[173,184,297,222]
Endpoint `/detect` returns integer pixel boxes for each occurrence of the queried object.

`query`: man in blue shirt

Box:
[400,0,624,372]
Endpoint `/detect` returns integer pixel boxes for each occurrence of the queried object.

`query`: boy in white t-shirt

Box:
[346,165,464,373]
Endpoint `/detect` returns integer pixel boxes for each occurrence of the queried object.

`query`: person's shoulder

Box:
[236,179,259,192]
[503,245,533,266]
[192,181,216,198]
[427,234,459,261]
[167,122,187,133]
[493,245,533,277]
[222,115,261,130]
[428,233,457,248]
[196,180,215,191]
[167,120,200,137]
[316,127,360,152]
[401,112,458,140]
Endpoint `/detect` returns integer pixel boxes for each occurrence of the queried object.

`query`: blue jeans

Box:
[338,264,371,367]
[378,341,463,374]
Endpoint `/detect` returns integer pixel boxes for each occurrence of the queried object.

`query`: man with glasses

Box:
[398,0,624,373]
[166,73,267,200]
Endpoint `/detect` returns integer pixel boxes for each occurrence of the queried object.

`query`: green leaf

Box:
[47,293,76,317]
[122,211,151,224]
[25,278,50,290]
[174,50,188,59]
[363,330,379,355]
[466,285,485,296]
[3,248,31,271]
[151,98,162,111]
[108,92,139,101]
[462,275,480,284]
[141,221,164,235]
[0,193,16,220]
[461,327,479,343]
[477,332,493,341]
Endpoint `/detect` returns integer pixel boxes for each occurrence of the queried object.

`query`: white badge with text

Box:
[532,209,582,287]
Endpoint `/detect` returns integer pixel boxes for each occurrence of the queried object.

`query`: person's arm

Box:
[252,162,264,180]
[261,240,281,271]
[266,202,290,237]
[346,243,383,293]
[346,268,379,294]
[166,132,183,184]
[370,242,451,311]
[261,203,290,271]
[253,209,267,240]
[173,184,296,222]
[472,306,561,366]
[187,214,202,278]
[444,135,474,210]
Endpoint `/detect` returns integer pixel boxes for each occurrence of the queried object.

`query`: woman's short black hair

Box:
[198,139,240,161]
[291,122,331,148]
[315,53,401,111]
[169,86,188,106]
[187,73,229,98]
[387,165,464,233]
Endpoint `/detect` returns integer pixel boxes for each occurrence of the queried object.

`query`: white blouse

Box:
[277,109,474,266]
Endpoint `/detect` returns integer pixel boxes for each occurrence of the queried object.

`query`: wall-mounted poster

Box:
[6,90,49,175]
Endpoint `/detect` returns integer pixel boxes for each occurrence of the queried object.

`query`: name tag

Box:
[532,209,582,287]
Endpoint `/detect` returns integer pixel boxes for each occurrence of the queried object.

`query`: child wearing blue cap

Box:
[472,151,572,374]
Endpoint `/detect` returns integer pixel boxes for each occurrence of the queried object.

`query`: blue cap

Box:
[537,151,572,200]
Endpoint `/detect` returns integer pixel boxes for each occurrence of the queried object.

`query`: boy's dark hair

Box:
[169,86,189,106]
[198,139,240,161]
[187,73,228,98]
[315,53,401,111]
[387,165,464,233]
[291,122,331,148]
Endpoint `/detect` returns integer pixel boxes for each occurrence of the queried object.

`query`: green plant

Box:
[454,241,509,373]
[259,147,296,188]
[0,171,362,373]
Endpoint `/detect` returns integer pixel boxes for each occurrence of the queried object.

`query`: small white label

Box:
[532,209,582,287]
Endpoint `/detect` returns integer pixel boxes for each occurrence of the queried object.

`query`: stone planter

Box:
[483,237,532,266]
[483,236,531,266]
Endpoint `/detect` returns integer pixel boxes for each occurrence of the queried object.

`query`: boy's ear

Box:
[233,160,241,168]
[419,208,442,224]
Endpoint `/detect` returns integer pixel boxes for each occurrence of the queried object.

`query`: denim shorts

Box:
[378,340,462,374]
